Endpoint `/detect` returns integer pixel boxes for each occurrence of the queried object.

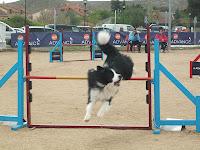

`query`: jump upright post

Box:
[0,40,26,130]
[153,39,200,134]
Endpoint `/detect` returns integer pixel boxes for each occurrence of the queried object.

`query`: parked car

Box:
[45,24,80,32]
[172,26,188,32]
[13,28,24,33]
[150,25,168,33]
[92,26,114,32]
[136,27,147,33]
[0,21,23,45]
[77,26,91,32]
[101,24,134,32]
[22,26,57,32]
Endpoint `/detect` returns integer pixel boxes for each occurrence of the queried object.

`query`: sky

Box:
[0,0,18,3]
[0,0,115,4]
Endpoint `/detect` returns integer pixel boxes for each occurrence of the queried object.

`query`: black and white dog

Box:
[84,31,134,122]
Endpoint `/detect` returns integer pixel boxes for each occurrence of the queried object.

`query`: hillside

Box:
[15,0,188,14]
[16,0,65,13]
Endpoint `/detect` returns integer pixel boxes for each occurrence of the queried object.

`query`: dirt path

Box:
[0,49,200,150]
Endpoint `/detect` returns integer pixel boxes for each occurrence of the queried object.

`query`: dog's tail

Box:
[97,31,118,55]
[97,30,111,45]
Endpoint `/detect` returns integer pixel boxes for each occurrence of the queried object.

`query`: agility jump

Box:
[0,25,151,130]
[0,40,26,130]
[49,29,103,62]
[190,54,200,78]
[153,39,200,134]
[26,25,152,130]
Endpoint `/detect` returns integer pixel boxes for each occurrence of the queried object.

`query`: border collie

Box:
[84,31,133,122]
[84,66,122,122]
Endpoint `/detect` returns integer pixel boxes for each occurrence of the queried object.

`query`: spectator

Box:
[155,27,168,52]
[128,28,141,52]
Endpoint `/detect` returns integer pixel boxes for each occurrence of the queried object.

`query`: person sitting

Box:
[128,28,141,53]
[155,27,168,52]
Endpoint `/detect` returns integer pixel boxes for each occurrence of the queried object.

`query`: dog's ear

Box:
[97,66,104,71]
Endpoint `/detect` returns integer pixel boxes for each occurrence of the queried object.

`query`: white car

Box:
[45,24,78,32]
[13,28,24,33]
[0,21,22,45]
[92,26,114,32]
[21,26,57,32]
[102,24,134,32]
[150,25,168,33]
[172,26,187,32]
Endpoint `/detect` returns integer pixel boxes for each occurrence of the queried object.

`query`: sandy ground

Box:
[0,48,200,150]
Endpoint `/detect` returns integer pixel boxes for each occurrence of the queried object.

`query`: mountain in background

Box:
[15,0,188,14]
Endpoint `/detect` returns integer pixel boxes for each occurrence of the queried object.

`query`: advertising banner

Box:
[11,32,200,48]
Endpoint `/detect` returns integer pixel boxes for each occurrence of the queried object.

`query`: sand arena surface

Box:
[0,49,200,150]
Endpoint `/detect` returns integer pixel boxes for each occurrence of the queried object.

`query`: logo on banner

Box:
[115,33,121,40]
[51,34,58,40]
[192,62,200,75]
[173,34,178,39]
[84,34,90,40]
[17,34,24,40]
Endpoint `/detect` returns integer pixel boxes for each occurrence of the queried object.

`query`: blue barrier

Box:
[91,32,103,60]
[49,32,104,62]
[0,40,26,130]
[11,32,200,48]
[49,32,63,62]
[153,39,200,134]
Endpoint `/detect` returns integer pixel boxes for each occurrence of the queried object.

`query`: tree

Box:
[37,9,54,24]
[65,11,81,25]
[116,4,146,27]
[174,9,181,21]
[110,0,122,12]
[171,9,193,27]
[188,0,200,18]
[1,15,42,27]
[88,10,111,25]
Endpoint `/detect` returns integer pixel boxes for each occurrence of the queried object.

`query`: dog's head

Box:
[95,66,122,86]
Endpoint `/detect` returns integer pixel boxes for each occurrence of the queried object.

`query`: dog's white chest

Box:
[90,84,119,102]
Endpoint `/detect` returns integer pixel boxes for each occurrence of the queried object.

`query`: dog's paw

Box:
[84,115,91,122]
[97,105,111,117]
[97,111,105,117]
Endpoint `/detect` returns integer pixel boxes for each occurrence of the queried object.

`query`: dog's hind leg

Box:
[84,101,95,122]
[84,89,97,122]
[97,98,112,117]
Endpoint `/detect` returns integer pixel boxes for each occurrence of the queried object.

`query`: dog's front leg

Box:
[97,98,112,117]
[84,102,94,122]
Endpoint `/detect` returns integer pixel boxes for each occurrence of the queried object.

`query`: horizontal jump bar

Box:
[193,54,200,62]
[26,76,152,81]
[29,124,152,130]
[26,76,87,80]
